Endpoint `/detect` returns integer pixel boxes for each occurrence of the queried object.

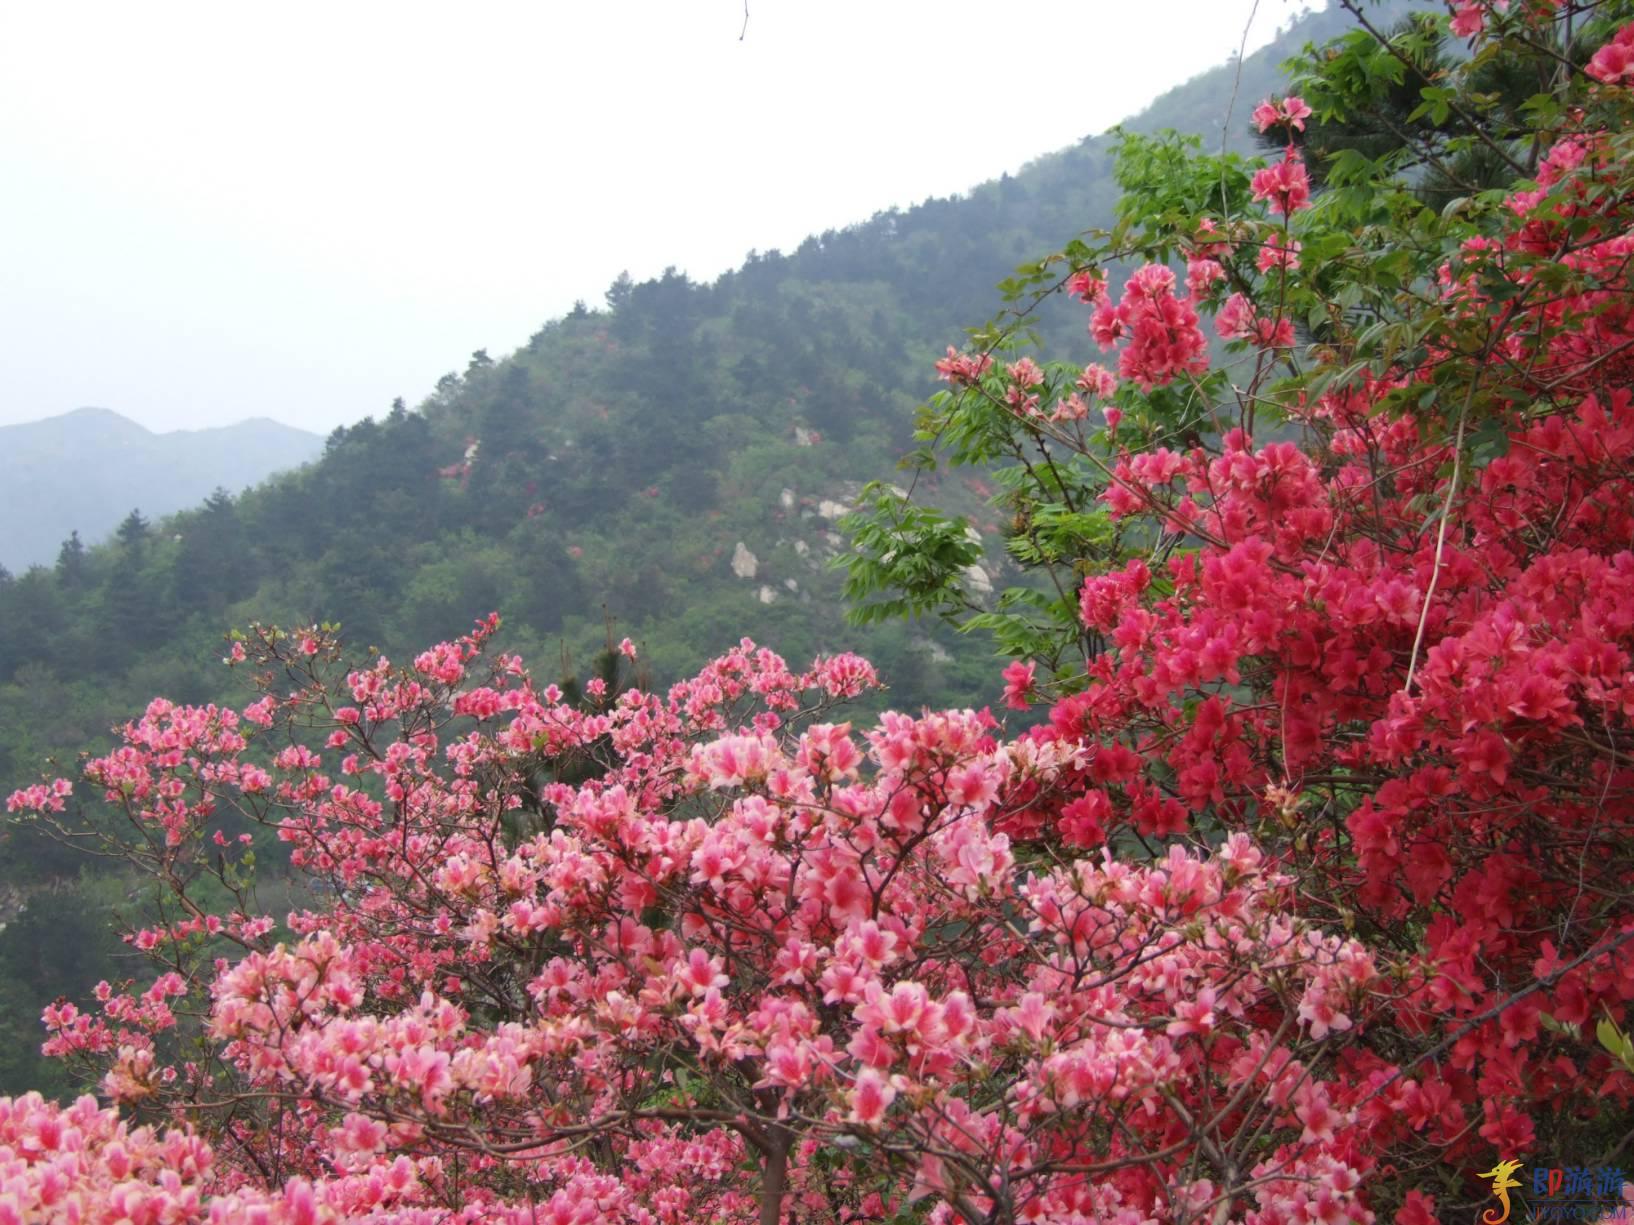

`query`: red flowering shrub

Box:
[838,1,1634,1217]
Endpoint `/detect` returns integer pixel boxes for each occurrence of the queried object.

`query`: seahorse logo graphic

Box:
[1479,1159,1525,1225]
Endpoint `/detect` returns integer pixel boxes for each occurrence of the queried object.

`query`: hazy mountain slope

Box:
[0,0,1373,811]
[0,408,323,571]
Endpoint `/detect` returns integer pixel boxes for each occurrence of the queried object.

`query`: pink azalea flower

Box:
[1250,153,1313,216]
[1588,23,1634,84]
[1252,94,1312,133]
[1450,3,1486,38]
[1076,363,1118,399]
[1002,660,1037,710]
[849,1069,897,1127]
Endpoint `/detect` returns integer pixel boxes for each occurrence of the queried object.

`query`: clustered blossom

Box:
[919,10,1634,1215]
[1251,93,1312,133]
[1004,356,1045,416]
[0,1090,707,1225]
[2,778,69,815]
[1215,292,1296,350]
[1250,151,1313,216]
[8,621,1386,1225]
[1256,236,1301,272]
[934,345,994,386]
[1192,216,1230,259]
[1066,267,1109,305]
[1091,263,1210,390]
[1001,659,1036,709]
[1186,257,1226,298]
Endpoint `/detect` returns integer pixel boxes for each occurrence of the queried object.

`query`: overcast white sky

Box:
[0,1,1320,436]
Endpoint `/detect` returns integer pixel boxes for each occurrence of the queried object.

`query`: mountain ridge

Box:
[0,408,323,571]
[18,405,311,435]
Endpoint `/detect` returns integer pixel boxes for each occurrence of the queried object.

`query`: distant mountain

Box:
[0,408,323,571]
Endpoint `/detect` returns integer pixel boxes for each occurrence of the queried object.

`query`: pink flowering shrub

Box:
[8,622,1386,1223]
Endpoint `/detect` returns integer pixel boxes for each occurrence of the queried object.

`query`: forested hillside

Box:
[0,3,1360,1096]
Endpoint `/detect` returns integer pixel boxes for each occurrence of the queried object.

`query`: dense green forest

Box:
[0,4,1363,1096]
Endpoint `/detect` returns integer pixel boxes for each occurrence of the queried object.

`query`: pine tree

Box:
[54,531,87,590]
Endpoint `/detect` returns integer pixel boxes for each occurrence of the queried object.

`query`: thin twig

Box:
[1402,372,1475,691]
[1220,0,1263,221]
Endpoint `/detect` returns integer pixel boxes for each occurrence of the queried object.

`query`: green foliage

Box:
[1598,1013,1634,1076]
[840,486,984,626]
[0,874,133,1100]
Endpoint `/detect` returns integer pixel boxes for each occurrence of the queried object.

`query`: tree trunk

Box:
[759,1126,792,1225]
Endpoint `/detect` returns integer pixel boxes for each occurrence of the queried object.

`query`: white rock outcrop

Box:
[731,542,759,579]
